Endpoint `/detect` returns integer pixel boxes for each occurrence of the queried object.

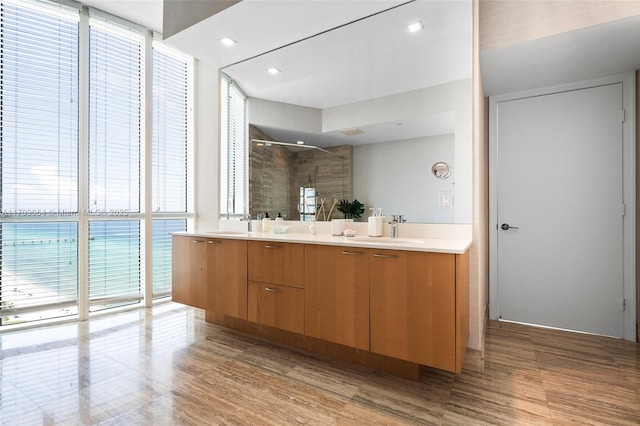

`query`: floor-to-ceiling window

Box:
[220,74,246,219]
[0,0,194,326]
[0,0,80,325]
[88,16,145,312]
[151,41,194,299]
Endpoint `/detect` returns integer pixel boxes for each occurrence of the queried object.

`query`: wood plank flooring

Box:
[0,303,638,425]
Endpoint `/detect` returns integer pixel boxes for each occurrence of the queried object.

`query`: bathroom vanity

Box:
[172,229,471,378]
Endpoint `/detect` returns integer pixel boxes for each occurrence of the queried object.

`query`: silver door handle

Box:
[501,223,519,231]
[341,251,364,255]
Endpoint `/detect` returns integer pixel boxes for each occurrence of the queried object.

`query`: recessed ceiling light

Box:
[256,142,264,146]
[296,140,305,145]
[220,36,236,46]
[267,67,281,74]
[407,21,423,33]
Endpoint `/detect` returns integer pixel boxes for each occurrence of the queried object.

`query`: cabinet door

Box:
[369,250,456,371]
[247,282,304,334]
[172,235,209,310]
[248,241,304,287]
[304,245,369,350]
[208,238,247,319]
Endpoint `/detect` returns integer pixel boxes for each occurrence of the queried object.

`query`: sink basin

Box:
[205,230,248,235]
[350,237,424,244]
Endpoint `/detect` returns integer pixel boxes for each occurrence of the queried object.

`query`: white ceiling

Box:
[218,0,472,109]
[81,0,163,32]
[481,15,640,96]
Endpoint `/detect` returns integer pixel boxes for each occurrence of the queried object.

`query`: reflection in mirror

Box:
[222,1,472,223]
[432,161,451,179]
[354,133,455,223]
[249,125,350,222]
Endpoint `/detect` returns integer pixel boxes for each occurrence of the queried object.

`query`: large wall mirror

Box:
[222,0,472,223]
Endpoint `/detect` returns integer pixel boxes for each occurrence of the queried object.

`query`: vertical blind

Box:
[88,18,143,310]
[151,219,185,297]
[220,74,246,217]
[1,222,78,322]
[88,220,141,310]
[151,41,193,297]
[88,18,143,214]
[0,0,79,213]
[152,41,193,214]
[0,0,79,324]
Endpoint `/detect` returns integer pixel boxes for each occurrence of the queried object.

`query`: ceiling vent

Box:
[341,128,364,136]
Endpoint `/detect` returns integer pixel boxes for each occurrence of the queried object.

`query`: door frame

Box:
[489,72,636,341]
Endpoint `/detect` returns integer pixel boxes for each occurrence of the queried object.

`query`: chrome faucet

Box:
[390,215,399,239]
[390,214,406,238]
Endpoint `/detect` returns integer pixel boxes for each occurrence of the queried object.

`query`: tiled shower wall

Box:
[248,126,291,219]
[289,145,352,221]
[249,125,353,221]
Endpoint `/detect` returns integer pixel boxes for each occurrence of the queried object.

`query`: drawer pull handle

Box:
[265,287,282,292]
[264,245,281,249]
[207,240,221,244]
[341,251,364,256]
[191,240,205,243]
[373,253,399,259]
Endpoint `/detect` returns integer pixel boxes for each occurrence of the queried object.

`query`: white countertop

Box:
[175,231,471,254]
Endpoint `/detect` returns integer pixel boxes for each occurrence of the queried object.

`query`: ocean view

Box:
[0,219,184,324]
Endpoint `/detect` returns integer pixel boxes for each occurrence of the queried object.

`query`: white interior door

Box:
[495,83,624,338]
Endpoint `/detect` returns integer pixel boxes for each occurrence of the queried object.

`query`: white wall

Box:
[353,134,456,223]
[194,61,220,232]
[469,0,488,352]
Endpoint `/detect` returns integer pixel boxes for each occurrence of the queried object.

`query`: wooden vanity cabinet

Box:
[247,240,305,332]
[172,235,210,310]
[304,245,370,350]
[172,235,248,319]
[369,249,457,372]
[175,234,469,375]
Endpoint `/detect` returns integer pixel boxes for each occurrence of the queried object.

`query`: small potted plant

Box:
[337,199,365,219]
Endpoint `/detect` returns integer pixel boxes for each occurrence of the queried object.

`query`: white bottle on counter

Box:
[262,212,271,232]
[368,208,384,237]
[251,220,262,233]
[368,216,384,237]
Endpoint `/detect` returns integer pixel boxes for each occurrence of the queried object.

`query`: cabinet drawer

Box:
[248,281,304,334]
[248,241,304,288]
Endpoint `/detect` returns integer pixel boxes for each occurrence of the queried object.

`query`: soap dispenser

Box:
[368,208,384,237]
[262,212,271,232]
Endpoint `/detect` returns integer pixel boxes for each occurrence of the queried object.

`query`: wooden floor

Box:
[0,303,638,425]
